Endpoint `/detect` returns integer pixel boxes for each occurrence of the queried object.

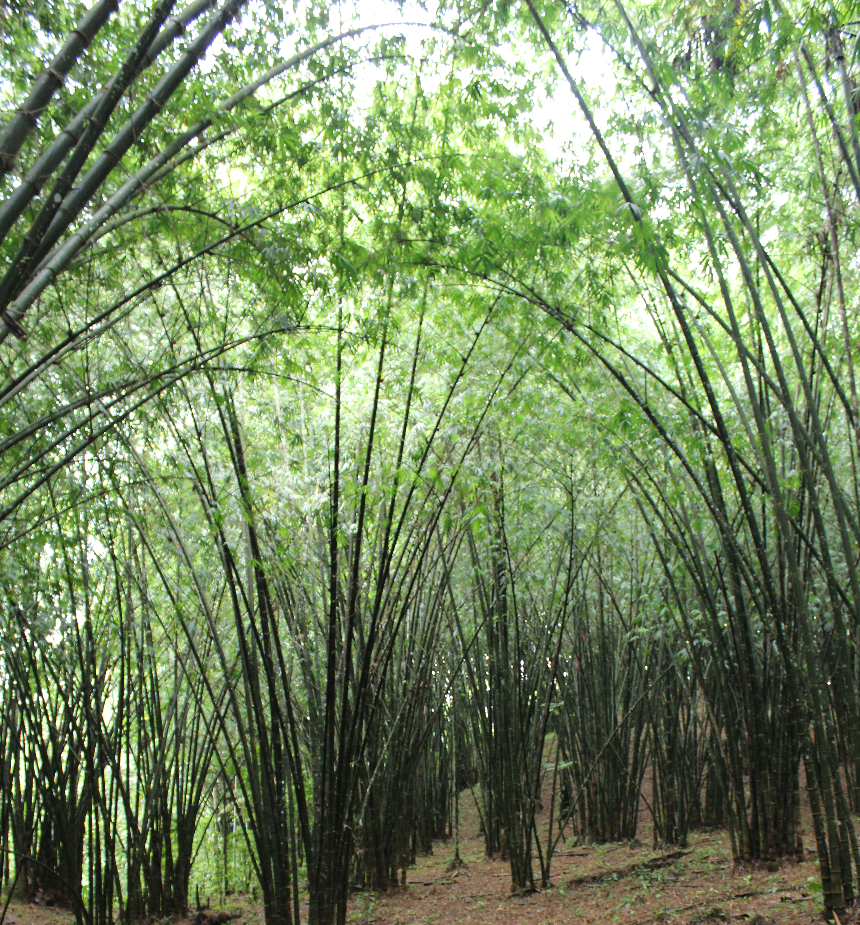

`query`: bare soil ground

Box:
[357,824,826,925]
[358,761,847,925]
[3,788,851,925]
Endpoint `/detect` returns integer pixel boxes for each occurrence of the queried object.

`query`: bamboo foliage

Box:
[517,0,860,914]
[2,1,860,921]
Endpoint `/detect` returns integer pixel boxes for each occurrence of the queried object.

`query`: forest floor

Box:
[350,821,829,925]
[4,785,852,925]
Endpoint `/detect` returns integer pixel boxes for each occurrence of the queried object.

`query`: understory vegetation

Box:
[1,0,860,924]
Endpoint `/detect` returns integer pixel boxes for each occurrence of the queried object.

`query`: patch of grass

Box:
[349,890,379,923]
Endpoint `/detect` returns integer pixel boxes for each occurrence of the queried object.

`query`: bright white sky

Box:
[4,0,615,175]
[346,0,615,165]
[241,0,619,169]
[210,0,623,200]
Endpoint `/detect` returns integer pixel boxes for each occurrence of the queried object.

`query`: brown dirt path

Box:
[352,763,835,925]
[355,825,826,925]
[0,790,845,925]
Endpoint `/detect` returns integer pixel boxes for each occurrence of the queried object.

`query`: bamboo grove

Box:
[1,0,860,923]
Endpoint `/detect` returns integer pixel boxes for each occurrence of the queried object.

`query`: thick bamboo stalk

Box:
[0,0,119,175]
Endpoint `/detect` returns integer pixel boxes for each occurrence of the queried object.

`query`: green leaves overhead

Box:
[3,0,860,919]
